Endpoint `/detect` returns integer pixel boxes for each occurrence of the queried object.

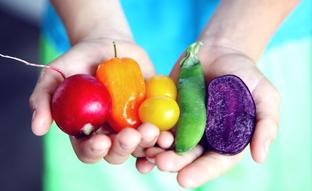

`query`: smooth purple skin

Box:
[205,75,256,155]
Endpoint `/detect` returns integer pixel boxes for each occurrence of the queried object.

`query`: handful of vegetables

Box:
[51,42,180,137]
[175,42,256,155]
[51,42,256,156]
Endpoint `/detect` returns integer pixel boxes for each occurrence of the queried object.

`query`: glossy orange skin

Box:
[96,57,145,132]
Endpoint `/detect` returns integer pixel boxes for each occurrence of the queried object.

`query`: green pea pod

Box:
[175,42,206,153]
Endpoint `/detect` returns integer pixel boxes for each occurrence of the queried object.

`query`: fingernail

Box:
[263,138,272,161]
[151,135,158,143]
[265,138,272,153]
[146,157,155,164]
[32,110,37,121]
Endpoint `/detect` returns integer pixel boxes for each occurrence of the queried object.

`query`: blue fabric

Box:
[119,0,219,74]
[42,5,70,53]
[42,0,311,74]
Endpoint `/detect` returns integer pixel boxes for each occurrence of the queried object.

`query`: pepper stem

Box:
[113,41,117,58]
[180,41,203,68]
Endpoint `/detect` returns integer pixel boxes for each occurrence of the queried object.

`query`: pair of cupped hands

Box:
[29,37,280,188]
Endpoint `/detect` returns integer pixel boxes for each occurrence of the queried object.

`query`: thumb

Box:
[29,67,63,136]
[170,52,186,83]
[169,62,180,84]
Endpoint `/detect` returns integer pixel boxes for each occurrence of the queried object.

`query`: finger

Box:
[251,80,281,163]
[138,123,159,147]
[29,69,63,135]
[144,147,165,164]
[170,52,187,84]
[133,123,159,157]
[70,134,111,163]
[177,151,244,188]
[104,128,141,164]
[155,145,204,172]
[157,131,174,149]
[169,61,181,84]
[29,47,85,136]
[135,158,155,174]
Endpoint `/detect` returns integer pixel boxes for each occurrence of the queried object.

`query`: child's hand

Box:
[136,44,281,188]
[29,38,161,164]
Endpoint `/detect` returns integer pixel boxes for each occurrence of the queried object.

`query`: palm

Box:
[30,38,160,164]
[140,46,280,188]
[48,39,155,78]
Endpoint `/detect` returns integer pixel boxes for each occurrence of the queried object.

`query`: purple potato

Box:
[205,75,256,155]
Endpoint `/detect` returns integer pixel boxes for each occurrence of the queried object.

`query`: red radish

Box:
[0,54,111,137]
[51,74,111,136]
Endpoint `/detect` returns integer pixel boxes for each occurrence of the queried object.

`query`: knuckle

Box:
[29,93,37,110]
[132,147,145,158]
[115,146,133,157]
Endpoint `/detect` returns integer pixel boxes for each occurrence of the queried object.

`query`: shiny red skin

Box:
[51,74,111,136]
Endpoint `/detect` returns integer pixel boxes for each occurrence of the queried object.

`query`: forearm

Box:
[199,0,300,61]
[51,0,132,44]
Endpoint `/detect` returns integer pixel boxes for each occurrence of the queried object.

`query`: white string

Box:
[0,53,65,79]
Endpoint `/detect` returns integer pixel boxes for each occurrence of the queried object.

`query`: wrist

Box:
[197,39,257,67]
[76,22,134,44]
[200,36,257,63]
[199,32,260,64]
[52,0,133,45]
[198,0,299,62]
[66,11,133,45]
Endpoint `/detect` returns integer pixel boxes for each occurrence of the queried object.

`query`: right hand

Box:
[29,37,163,164]
[136,43,281,187]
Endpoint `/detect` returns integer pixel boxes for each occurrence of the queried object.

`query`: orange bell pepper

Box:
[96,43,145,132]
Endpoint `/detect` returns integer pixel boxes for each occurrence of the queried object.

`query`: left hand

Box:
[135,43,281,188]
[29,37,159,164]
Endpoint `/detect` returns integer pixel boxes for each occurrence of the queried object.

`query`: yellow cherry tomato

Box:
[139,96,180,131]
[145,75,177,100]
